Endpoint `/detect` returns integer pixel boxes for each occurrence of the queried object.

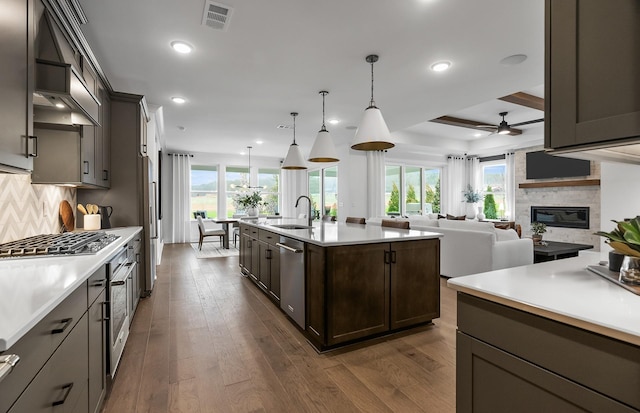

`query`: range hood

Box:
[548,141,640,165]
[34,59,100,126]
[33,11,100,126]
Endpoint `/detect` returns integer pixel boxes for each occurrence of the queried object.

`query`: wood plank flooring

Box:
[101,243,457,413]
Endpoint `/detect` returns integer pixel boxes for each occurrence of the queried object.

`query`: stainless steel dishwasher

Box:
[277,236,305,328]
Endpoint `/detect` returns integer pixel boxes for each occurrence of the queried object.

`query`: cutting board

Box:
[59,200,74,232]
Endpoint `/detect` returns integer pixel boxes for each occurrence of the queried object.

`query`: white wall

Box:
[600,162,640,251]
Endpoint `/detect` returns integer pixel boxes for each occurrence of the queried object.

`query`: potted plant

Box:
[596,217,640,282]
[236,191,266,216]
[531,221,547,243]
[462,185,482,219]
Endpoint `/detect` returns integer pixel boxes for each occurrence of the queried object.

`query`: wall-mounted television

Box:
[526,150,591,179]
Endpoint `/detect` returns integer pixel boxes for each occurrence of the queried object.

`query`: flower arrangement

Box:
[595,216,640,258]
[531,221,547,236]
[236,191,266,209]
[462,185,482,203]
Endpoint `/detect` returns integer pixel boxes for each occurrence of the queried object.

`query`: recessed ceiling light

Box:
[55,103,65,108]
[171,97,186,104]
[256,140,263,144]
[500,54,527,66]
[171,41,193,54]
[430,61,451,72]
[177,126,186,131]
[328,119,340,125]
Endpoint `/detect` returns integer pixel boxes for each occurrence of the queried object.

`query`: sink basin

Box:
[271,224,313,230]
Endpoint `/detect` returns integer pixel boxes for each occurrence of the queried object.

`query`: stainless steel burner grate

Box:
[0,232,119,258]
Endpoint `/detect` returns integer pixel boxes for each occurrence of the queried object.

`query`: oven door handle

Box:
[110,280,126,286]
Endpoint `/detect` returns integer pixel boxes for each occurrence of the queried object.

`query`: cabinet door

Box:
[269,248,280,302]
[250,237,260,281]
[88,291,106,413]
[100,85,111,187]
[457,332,637,413]
[81,126,97,185]
[0,0,34,171]
[390,239,440,329]
[129,262,139,317]
[545,0,640,150]
[326,244,389,345]
[258,241,270,291]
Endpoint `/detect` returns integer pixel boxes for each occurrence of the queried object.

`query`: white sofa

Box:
[369,216,534,278]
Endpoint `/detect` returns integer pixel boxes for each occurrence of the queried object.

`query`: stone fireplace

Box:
[531,206,590,229]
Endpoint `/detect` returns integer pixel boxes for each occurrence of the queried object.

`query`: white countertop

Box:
[0,227,142,351]
[241,218,443,246]
[447,254,640,347]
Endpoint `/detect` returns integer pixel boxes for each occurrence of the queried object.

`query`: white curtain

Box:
[504,152,516,220]
[443,156,466,215]
[466,156,481,193]
[366,151,385,218]
[170,154,191,243]
[280,169,307,218]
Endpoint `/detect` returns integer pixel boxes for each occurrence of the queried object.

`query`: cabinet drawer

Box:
[0,284,87,413]
[258,229,278,245]
[458,293,640,410]
[241,225,258,237]
[87,266,106,305]
[7,312,89,413]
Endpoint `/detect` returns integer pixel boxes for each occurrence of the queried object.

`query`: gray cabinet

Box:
[258,229,280,302]
[129,236,142,317]
[456,293,640,412]
[545,0,640,151]
[0,0,35,172]
[87,268,107,413]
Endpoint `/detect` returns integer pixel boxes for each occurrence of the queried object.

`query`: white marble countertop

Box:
[240,218,443,246]
[447,254,640,347]
[0,227,142,351]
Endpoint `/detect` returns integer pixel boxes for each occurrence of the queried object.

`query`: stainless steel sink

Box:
[271,224,313,230]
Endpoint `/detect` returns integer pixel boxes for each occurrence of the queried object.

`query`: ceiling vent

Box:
[201,1,233,31]
[277,124,293,129]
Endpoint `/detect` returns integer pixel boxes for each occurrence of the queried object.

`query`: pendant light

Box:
[308,91,339,162]
[351,54,394,151]
[282,112,307,170]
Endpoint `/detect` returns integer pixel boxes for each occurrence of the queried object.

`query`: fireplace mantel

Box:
[519,179,600,189]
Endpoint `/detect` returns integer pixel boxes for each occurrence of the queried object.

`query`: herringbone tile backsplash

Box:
[0,174,76,243]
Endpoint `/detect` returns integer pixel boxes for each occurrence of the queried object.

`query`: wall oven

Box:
[107,246,135,378]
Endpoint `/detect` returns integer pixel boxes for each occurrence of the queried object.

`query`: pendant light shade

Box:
[309,91,339,162]
[351,54,394,151]
[282,112,307,170]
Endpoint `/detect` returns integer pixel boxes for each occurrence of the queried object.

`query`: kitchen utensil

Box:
[99,206,113,229]
[59,200,74,232]
[88,204,98,214]
[77,204,88,215]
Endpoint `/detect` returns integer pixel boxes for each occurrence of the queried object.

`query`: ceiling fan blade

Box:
[476,124,497,129]
[510,118,544,127]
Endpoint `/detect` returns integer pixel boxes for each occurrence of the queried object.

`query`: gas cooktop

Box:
[0,232,119,258]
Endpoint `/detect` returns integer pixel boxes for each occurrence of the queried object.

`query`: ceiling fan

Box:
[477,112,544,135]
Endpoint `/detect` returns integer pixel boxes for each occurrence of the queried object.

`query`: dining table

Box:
[211,218,238,249]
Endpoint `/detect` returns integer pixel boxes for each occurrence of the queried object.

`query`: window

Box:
[481,161,506,219]
[226,166,249,217]
[190,166,218,218]
[308,166,338,221]
[258,168,280,215]
[386,165,441,216]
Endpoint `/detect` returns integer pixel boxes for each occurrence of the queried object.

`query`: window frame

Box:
[190,165,218,219]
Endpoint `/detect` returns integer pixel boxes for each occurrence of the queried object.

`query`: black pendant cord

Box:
[291,112,298,145]
[370,60,375,107]
[320,91,328,132]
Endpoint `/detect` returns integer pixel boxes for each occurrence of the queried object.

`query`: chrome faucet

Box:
[295,195,313,227]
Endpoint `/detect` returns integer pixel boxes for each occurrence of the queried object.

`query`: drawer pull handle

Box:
[52,382,74,406]
[51,318,73,334]
[111,280,126,286]
[91,280,106,287]
[0,354,20,383]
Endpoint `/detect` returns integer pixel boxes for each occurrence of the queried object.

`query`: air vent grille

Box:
[202,1,233,31]
[277,124,293,129]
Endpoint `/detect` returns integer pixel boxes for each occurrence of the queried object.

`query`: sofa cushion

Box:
[495,228,520,241]
[446,214,466,220]
[408,216,439,228]
[439,219,495,233]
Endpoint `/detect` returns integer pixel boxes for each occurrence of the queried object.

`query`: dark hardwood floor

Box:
[101,243,457,413]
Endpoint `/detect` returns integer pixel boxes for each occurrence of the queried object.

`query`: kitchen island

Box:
[239,218,443,351]
[448,256,640,412]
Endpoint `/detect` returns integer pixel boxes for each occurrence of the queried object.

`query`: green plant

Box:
[236,191,266,209]
[463,184,482,203]
[531,221,547,236]
[483,186,498,219]
[595,216,640,258]
[387,182,400,213]
[406,183,419,204]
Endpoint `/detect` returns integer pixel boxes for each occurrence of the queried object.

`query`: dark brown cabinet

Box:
[239,224,280,303]
[545,0,640,151]
[456,293,640,412]
[308,239,440,350]
[0,0,34,172]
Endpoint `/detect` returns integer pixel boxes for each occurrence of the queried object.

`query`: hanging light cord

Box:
[320,91,327,132]
[369,59,376,108]
[291,112,298,145]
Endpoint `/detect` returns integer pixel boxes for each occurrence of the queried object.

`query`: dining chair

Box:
[231,214,246,248]
[346,217,366,224]
[196,216,225,250]
[321,215,336,222]
[381,219,410,229]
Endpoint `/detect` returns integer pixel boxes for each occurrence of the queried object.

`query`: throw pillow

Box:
[494,223,511,230]
[495,228,520,241]
[446,214,466,220]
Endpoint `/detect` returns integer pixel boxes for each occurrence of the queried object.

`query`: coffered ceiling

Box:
[77,0,545,160]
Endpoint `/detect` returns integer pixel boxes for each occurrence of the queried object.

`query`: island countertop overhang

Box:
[239,218,443,247]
